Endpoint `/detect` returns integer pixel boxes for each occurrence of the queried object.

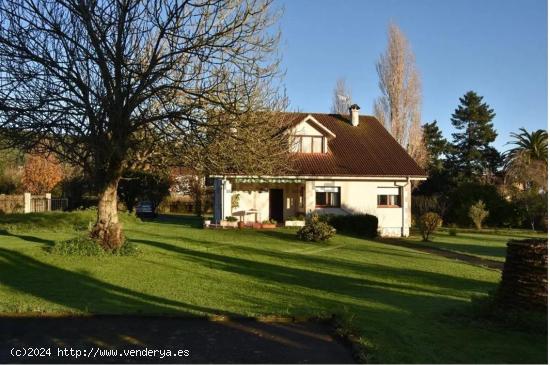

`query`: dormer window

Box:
[289,115,335,154]
[291,136,325,153]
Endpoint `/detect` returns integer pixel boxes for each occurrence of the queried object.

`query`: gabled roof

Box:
[299,114,336,138]
[284,112,426,177]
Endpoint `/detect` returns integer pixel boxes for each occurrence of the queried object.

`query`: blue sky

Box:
[277,0,547,151]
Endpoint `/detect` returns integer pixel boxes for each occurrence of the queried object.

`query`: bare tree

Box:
[374,23,426,167]
[0,0,282,249]
[331,78,353,115]
[182,82,291,177]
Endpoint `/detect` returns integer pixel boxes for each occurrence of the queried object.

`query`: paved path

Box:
[378,238,503,270]
[0,316,356,364]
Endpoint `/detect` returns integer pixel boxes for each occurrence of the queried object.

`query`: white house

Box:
[212,105,426,237]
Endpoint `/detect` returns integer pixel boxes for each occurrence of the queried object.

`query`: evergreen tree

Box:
[416,121,453,196]
[450,91,501,179]
[422,120,449,172]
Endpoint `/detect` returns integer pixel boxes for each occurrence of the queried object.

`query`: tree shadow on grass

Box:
[427,240,506,260]
[133,238,494,307]
[253,229,302,243]
[0,246,358,363]
[0,229,55,246]
[377,238,504,270]
[0,247,230,316]
[149,214,204,228]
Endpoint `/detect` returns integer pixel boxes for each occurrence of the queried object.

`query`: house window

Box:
[290,137,301,152]
[291,136,325,153]
[311,137,322,153]
[377,187,401,207]
[315,186,340,207]
[301,136,311,152]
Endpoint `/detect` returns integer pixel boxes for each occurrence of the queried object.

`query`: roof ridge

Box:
[284,111,376,118]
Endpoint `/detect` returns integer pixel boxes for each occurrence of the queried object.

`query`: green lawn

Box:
[407,227,547,262]
[0,212,546,363]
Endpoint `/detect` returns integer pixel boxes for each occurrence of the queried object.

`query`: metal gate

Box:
[30,197,68,212]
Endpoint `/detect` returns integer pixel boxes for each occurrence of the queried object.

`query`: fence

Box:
[0,193,68,213]
[51,198,69,211]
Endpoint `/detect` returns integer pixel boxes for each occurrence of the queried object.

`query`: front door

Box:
[269,189,284,224]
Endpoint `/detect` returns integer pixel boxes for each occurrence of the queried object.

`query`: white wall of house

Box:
[231,189,269,223]
[291,120,324,136]
[306,179,411,237]
[217,177,413,237]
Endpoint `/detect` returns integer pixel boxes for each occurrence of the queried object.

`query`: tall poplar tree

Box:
[374,23,426,167]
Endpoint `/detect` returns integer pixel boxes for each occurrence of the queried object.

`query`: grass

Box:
[406,227,547,262]
[0,211,547,363]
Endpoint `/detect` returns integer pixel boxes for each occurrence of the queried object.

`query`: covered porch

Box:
[213,177,311,224]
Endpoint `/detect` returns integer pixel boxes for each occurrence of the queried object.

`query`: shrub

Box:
[447,182,517,227]
[111,241,139,256]
[412,195,447,221]
[51,234,138,256]
[449,228,458,236]
[418,212,442,241]
[51,235,105,256]
[262,219,276,224]
[0,171,20,194]
[225,216,238,222]
[469,200,489,230]
[328,213,378,238]
[297,213,336,242]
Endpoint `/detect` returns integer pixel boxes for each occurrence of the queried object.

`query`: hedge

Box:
[327,213,378,238]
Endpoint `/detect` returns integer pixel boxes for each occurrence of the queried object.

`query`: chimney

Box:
[349,104,360,126]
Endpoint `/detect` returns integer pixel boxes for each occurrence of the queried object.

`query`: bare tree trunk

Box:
[91,179,124,250]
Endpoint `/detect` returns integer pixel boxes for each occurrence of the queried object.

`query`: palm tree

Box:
[506,128,548,164]
[505,128,547,191]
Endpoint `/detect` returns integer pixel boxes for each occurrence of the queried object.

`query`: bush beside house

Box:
[418,212,442,241]
[328,213,378,238]
[297,213,336,242]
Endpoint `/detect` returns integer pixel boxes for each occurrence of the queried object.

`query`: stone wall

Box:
[0,194,24,213]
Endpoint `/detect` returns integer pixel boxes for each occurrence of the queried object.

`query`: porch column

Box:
[45,193,52,211]
[401,182,410,237]
[304,181,316,214]
[223,180,232,220]
[23,192,31,213]
[213,178,232,224]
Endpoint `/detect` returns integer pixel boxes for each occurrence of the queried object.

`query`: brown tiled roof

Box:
[283,113,426,177]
